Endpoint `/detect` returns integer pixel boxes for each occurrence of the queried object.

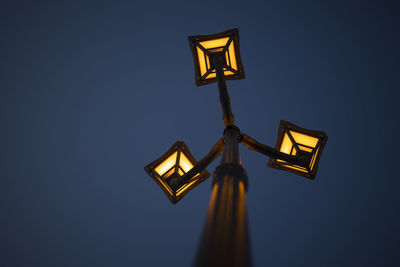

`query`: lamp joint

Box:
[296,150,312,168]
[210,52,226,70]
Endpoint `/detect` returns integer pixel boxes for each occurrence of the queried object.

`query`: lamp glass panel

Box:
[269,120,327,179]
[154,151,177,176]
[199,37,230,49]
[228,40,237,70]
[277,130,319,175]
[189,28,245,86]
[206,55,211,70]
[225,53,230,66]
[206,71,235,79]
[290,146,297,155]
[195,37,237,80]
[310,147,320,169]
[163,168,175,179]
[179,152,194,172]
[145,141,211,203]
[208,47,224,53]
[290,131,319,147]
[298,145,313,152]
[196,47,207,76]
[279,162,308,173]
[279,133,293,154]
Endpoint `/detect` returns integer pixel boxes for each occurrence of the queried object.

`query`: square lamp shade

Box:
[144,141,210,203]
[188,28,245,86]
[268,120,328,179]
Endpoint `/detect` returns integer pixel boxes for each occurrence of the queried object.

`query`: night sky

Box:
[1,1,399,266]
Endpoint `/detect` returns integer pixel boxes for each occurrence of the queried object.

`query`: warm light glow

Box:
[228,40,237,70]
[195,37,238,79]
[163,168,175,178]
[270,121,328,178]
[310,146,320,169]
[199,37,230,49]
[298,145,313,152]
[197,47,207,76]
[189,28,245,85]
[280,133,292,154]
[179,152,194,172]
[206,70,235,79]
[154,151,177,176]
[145,141,210,203]
[277,159,308,172]
[236,180,246,265]
[290,131,319,148]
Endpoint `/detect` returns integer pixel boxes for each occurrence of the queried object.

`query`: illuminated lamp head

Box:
[268,120,328,179]
[144,141,210,203]
[188,28,245,86]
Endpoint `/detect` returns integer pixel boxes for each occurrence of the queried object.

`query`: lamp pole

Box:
[145,28,328,267]
[195,56,251,267]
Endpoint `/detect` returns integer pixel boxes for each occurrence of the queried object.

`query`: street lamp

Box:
[268,120,328,179]
[188,28,245,86]
[144,141,210,203]
[144,28,328,267]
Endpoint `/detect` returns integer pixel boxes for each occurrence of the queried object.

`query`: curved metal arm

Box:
[241,133,309,167]
[172,138,225,188]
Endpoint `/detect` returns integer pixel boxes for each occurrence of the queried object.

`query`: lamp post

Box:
[144,28,328,267]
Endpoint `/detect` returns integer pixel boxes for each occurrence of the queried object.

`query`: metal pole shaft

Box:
[195,127,251,267]
[214,54,235,126]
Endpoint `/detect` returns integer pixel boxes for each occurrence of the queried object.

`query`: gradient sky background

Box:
[1,0,399,266]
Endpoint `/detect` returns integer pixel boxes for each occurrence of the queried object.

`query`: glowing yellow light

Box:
[154,151,177,176]
[283,164,308,173]
[197,47,207,76]
[179,152,194,172]
[278,130,315,174]
[298,145,313,152]
[163,168,175,178]
[199,37,230,49]
[290,131,319,148]
[202,65,236,79]
[145,141,210,203]
[197,37,230,79]
[228,40,237,70]
[310,147,320,170]
[279,133,293,154]
[269,120,328,178]
[189,28,245,86]
[194,37,238,79]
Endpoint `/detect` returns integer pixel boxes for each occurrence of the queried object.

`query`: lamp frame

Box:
[144,141,210,203]
[267,120,328,179]
[188,28,245,86]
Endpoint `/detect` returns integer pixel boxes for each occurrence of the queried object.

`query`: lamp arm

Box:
[213,56,235,127]
[241,133,308,167]
[175,138,225,187]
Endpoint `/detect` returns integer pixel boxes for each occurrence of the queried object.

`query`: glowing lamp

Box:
[144,141,210,203]
[188,28,245,86]
[268,120,328,179]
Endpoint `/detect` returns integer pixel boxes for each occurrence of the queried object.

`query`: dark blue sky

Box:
[1,0,399,266]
